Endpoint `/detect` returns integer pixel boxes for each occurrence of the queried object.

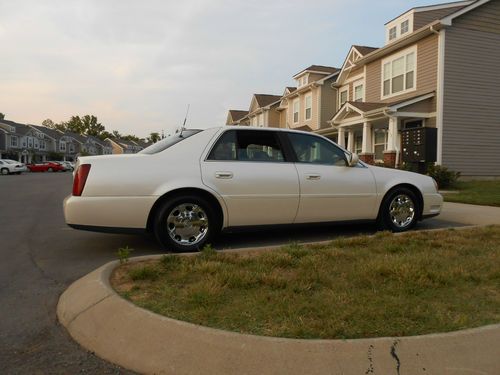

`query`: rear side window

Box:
[140,129,202,155]
[208,130,285,162]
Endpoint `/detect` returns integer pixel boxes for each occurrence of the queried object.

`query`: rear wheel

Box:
[153,195,219,253]
[1,168,9,175]
[48,167,53,172]
[379,187,419,232]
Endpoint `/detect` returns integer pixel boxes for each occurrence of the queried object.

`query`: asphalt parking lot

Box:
[0,172,468,374]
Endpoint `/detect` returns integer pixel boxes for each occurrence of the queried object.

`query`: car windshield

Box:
[139,129,203,155]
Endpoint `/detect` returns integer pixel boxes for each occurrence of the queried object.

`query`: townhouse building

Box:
[321,0,500,177]
[226,110,249,126]
[106,138,144,154]
[278,65,340,131]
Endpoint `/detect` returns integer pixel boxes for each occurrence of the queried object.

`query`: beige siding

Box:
[308,73,327,83]
[452,0,500,34]
[397,97,436,113]
[279,109,287,128]
[413,6,465,29]
[442,6,500,176]
[425,117,436,128]
[267,107,281,128]
[320,78,338,128]
[365,34,438,104]
[345,67,363,81]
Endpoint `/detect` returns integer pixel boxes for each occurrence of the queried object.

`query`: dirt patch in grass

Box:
[443,180,500,207]
[111,226,500,339]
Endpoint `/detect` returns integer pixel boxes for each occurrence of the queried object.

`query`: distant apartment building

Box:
[106,138,144,154]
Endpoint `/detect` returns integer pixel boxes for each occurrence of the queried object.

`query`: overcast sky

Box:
[1,0,443,138]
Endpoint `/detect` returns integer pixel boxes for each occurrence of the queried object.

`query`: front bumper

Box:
[421,192,443,219]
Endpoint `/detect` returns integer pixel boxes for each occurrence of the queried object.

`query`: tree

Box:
[112,130,122,138]
[42,118,67,132]
[0,113,5,120]
[82,115,105,137]
[99,130,114,141]
[66,116,85,134]
[147,132,161,143]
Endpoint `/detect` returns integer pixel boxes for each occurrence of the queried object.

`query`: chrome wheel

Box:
[166,203,209,246]
[389,194,415,228]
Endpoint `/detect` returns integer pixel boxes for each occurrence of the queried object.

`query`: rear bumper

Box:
[421,192,443,219]
[64,195,157,230]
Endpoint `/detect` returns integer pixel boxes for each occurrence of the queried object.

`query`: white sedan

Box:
[0,159,27,175]
[64,127,442,252]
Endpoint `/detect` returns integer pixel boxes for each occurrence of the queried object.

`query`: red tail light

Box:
[72,164,91,196]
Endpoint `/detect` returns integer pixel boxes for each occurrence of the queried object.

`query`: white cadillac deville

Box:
[64,127,442,252]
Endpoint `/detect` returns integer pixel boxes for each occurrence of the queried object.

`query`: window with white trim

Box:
[60,141,66,152]
[11,136,18,147]
[373,130,387,161]
[28,137,33,148]
[401,20,409,34]
[293,99,299,123]
[339,89,348,106]
[382,49,415,98]
[354,83,364,102]
[388,26,397,41]
[354,133,362,154]
[69,143,75,153]
[305,94,312,120]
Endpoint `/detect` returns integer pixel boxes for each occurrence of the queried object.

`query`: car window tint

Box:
[208,130,237,160]
[208,130,285,162]
[288,133,346,166]
[236,130,284,162]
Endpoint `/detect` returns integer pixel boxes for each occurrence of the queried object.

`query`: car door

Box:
[285,132,377,223]
[201,129,300,227]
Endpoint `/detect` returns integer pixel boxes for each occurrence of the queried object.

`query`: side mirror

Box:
[347,153,359,167]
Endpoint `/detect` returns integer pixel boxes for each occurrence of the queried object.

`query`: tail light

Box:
[72,164,91,196]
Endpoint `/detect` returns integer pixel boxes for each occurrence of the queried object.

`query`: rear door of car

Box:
[201,129,300,227]
[283,132,378,223]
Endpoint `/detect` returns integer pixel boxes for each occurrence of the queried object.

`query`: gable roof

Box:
[293,65,340,78]
[352,45,379,56]
[228,110,249,122]
[29,125,62,140]
[384,0,473,25]
[64,131,88,144]
[0,120,32,136]
[253,94,282,108]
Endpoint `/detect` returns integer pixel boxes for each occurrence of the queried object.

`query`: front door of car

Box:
[285,132,378,223]
[201,129,300,227]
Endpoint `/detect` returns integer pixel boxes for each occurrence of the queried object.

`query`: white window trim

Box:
[293,98,300,124]
[11,136,18,147]
[339,85,349,107]
[304,93,312,121]
[373,129,388,162]
[353,79,365,102]
[385,15,414,44]
[380,45,418,100]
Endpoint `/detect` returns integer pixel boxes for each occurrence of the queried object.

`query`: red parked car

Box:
[27,162,65,172]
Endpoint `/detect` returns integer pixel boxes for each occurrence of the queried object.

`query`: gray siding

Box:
[413,6,465,29]
[320,77,337,128]
[0,131,6,152]
[442,2,500,176]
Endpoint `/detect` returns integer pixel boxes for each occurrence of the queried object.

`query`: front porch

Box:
[318,93,437,168]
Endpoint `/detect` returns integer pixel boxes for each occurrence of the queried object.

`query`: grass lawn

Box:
[443,180,500,207]
[112,226,500,340]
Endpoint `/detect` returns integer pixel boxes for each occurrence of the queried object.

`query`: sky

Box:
[0,0,446,138]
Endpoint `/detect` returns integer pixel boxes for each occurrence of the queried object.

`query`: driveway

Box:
[0,172,498,374]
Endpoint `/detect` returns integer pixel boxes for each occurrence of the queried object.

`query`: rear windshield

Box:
[139,129,203,155]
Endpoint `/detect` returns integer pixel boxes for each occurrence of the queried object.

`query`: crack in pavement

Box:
[390,340,401,375]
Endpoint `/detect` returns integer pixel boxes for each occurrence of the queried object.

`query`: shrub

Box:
[427,164,460,189]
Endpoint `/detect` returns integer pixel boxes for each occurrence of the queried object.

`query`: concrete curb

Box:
[58,250,500,375]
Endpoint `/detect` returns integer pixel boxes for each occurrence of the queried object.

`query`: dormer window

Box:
[401,20,409,34]
[389,26,397,41]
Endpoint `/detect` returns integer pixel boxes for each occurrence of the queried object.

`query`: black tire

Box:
[153,194,219,253]
[48,168,53,172]
[0,168,9,175]
[378,187,419,232]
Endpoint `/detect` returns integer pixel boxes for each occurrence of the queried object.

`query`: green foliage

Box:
[0,113,5,120]
[427,164,461,189]
[148,132,161,143]
[129,265,159,281]
[117,246,133,264]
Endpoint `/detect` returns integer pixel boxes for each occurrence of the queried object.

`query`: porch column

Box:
[337,128,345,148]
[347,130,354,152]
[384,117,398,167]
[360,122,374,164]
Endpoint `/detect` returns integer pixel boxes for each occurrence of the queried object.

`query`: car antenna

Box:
[179,104,190,137]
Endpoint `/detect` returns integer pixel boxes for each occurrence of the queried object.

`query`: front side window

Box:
[208,130,284,162]
[288,133,346,166]
[293,99,299,123]
[305,94,312,120]
[383,50,415,97]
[340,90,348,106]
[354,84,363,102]
[389,26,397,41]
[373,131,387,161]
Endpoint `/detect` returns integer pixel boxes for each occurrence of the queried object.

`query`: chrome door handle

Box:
[215,171,233,179]
[306,174,321,180]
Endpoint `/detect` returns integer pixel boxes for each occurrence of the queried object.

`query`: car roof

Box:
[211,126,321,136]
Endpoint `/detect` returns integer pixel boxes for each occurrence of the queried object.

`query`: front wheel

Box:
[1,168,9,175]
[153,195,219,253]
[379,188,419,232]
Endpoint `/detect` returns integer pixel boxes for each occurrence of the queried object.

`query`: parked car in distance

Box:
[64,127,443,252]
[47,161,72,172]
[27,163,50,172]
[60,161,75,171]
[0,159,27,175]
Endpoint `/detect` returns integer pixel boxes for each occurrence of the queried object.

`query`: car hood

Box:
[366,164,438,194]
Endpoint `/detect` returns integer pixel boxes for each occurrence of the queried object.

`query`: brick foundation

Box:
[359,153,375,165]
[383,151,397,168]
